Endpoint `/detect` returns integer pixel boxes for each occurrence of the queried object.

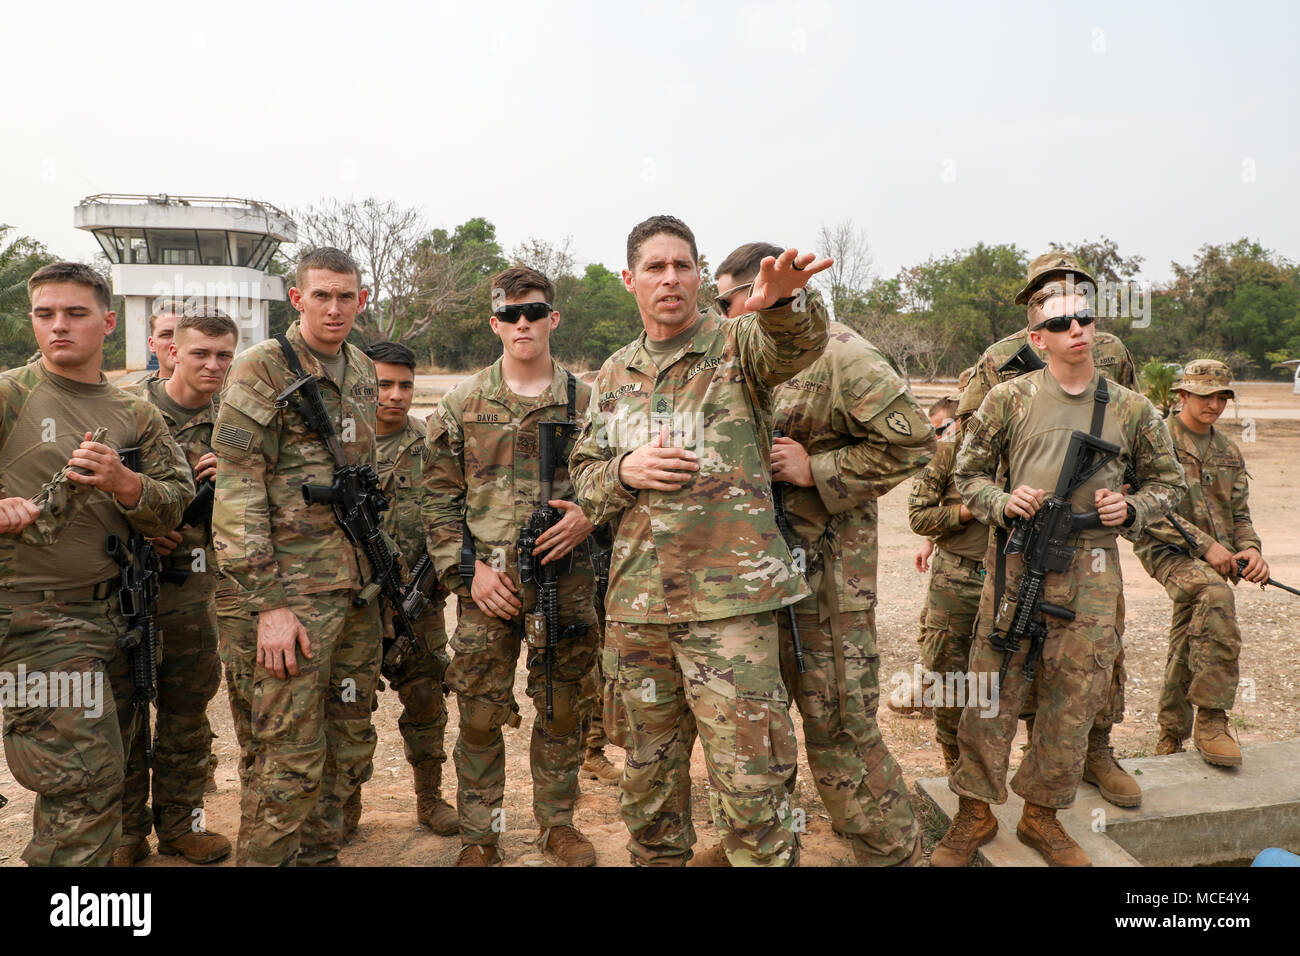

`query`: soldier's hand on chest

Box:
[771,435,813,487]
[65,431,143,506]
[619,423,699,492]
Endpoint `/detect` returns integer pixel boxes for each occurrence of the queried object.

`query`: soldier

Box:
[422,266,600,867]
[143,296,186,383]
[570,217,831,867]
[928,397,958,439]
[703,242,933,866]
[963,252,1143,809]
[340,341,457,836]
[0,262,193,866]
[1136,360,1267,766]
[908,408,988,770]
[114,306,238,866]
[934,272,1184,867]
[211,247,382,866]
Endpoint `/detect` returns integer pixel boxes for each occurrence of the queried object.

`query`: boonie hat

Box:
[1015,251,1099,306]
[1174,359,1235,398]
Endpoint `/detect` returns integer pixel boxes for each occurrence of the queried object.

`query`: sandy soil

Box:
[2,384,1296,867]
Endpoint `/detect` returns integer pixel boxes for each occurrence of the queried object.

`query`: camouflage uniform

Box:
[421,359,598,848]
[570,294,828,866]
[212,321,382,866]
[908,427,989,749]
[118,377,223,847]
[1135,414,1259,741]
[0,361,192,865]
[771,322,935,865]
[950,368,1184,807]
[215,582,257,864]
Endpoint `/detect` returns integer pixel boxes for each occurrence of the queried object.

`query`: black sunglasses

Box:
[1031,309,1096,334]
[715,281,753,316]
[493,302,554,324]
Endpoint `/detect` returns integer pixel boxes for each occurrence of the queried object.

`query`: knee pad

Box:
[458,697,510,747]
[399,677,444,723]
[538,683,581,737]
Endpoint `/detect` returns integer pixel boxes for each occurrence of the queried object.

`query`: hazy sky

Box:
[4,0,1297,283]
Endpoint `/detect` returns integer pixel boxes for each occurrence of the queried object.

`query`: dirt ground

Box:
[1,383,1296,867]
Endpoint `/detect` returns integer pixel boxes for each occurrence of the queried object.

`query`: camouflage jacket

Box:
[955,367,1185,546]
[962,328,1136,416]
[211,321,379,611]
[1134,414,1260,562]
[570,294,828,624]
[773,322,934,614]
[125,376,221,609]
[378,416,431,562]
[0,361,193,591]
[422,358,592,593]
[908,428,990,562]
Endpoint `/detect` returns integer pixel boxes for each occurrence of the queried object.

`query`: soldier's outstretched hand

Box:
[0,497,40,534]
[471,560,523,620]
[534,500,594,565]
[620,424,699,492]
[742,248,834,312]
[257,606,314,679]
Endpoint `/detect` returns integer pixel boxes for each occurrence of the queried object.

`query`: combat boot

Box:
[686,842,731,867]
[930,796,997,867]
[342,786,362,841]
[540,825,597,867]
[1155,734,1184,755]
[940,741,960,772]
[112,837,150,867]
[1082,729,1141,808]
[158,831,233,865]
[413,761,459,836]
[581,747,623,784]
[1193,708,1242,767]
[1016,803,1090,867]
[455,844,502,867]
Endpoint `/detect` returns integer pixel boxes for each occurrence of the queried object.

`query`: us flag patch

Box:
[215,423,254,450]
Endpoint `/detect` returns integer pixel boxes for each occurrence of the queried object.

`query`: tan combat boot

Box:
[158,831,233,865]
[540,825,597,867]
[1016,802,1090,867]
[342,785,362,841]
[413,761,459,835]
[1193,708,1242,767]
[455,844,502,867]
[1082,729,1142,808]
[930,796,998,867]
[112,836,150,867]
[940,741,961,772]
[581,747,623,784]
[686,842,732,867]
[1154,734,1184,755]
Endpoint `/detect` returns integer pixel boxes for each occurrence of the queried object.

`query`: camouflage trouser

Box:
[579,626,609,753]
[245,590,381,866]
[919,549,984,747]
[0,595,137,866]
[950,544,1120,809]
[1143,548,1241,739]
[779,604,917,866]
[216,596,257,866]
[120,596,222,843]
[605,610,799,867]
[446,578,598,846]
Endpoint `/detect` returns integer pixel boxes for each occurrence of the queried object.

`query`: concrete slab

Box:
[916,739,1300,866]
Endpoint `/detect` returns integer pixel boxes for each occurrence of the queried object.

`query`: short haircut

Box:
[176,305,239,346]
[27,261,112,312]
[150,295,188,334]
[364,340,417,374]
[929,397,958,418]
[295,246,363,289]
[716,242,784,284]
[491,265,555,306]
[626,215,698,270]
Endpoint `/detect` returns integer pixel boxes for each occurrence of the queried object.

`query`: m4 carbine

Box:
[519,420,588,721]
[991,430,1120,684]
[771,428,806,674]
[275,361,416,682]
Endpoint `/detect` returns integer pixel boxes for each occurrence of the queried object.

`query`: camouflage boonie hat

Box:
[1174,359,1234,398]
[1014,251,1098,306]
[948,366,976,402]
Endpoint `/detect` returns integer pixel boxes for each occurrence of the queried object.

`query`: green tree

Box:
[0,226,57,370]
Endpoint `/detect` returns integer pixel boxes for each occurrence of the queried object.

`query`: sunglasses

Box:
[1031,309,1096,334]
[715,282,754,315]
[493,302,554,324]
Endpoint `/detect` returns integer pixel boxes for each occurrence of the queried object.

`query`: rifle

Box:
[1235,560,1300,597]
[991,430,1120,684]
[589,523,613,625]
[519,421,588,721]
[179,477,214,530]
[273,342,415,682]
[105,446,169,769]
[996,342,1047,378]
[771,428,807,674]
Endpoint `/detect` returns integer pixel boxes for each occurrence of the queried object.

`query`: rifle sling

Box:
[817,534,850,721]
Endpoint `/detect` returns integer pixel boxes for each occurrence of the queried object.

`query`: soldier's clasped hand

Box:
[0,497,40,534]
[194,452,218,484]
[620,424,699,492]
[1004,484,1046,520]
[65,431,144,508]
[148,530,185,557]
[533,500,594,565]
[771,435,814,486]
[471,559,523,620]
[1202,541,1236,578]
[1094,488,1129,527]
[1233,547,1269,584]
[741,248,835,312]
